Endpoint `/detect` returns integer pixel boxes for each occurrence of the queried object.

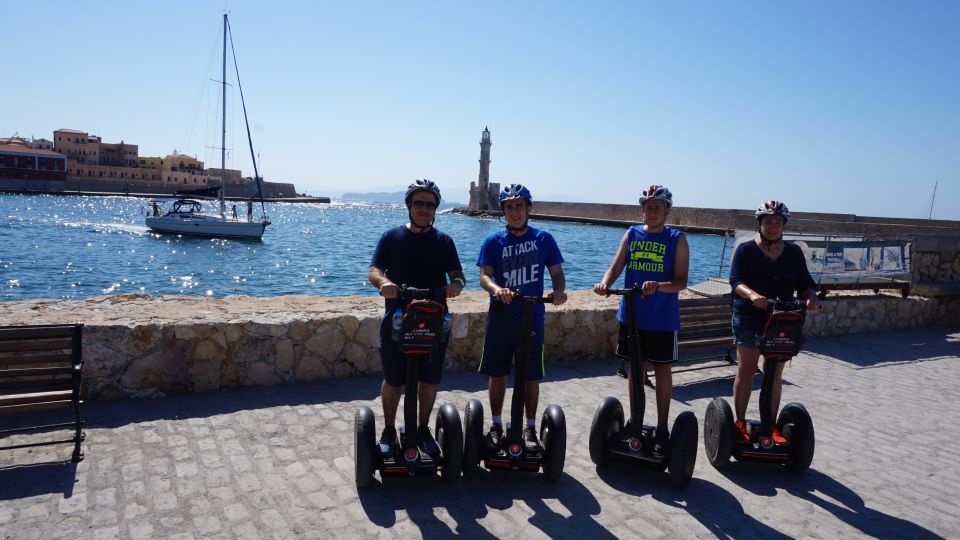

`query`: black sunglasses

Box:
[411,200,437,209]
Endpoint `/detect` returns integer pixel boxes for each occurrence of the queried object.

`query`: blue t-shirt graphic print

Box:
[477,227,563,327]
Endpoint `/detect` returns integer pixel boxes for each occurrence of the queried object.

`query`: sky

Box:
[3,1,958,219]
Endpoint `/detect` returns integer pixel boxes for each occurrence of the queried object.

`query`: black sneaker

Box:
[417,425,440,454]
[486,423,504,450]
[653,427,670,457]
[523,426,541,452]
[379,425,397,456]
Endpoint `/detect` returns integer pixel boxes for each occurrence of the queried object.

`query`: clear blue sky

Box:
[4,1,958,219]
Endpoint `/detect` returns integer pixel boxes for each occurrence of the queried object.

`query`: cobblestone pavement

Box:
[2,327,959,539]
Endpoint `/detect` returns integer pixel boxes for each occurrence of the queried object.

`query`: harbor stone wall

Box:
[1,289,957,401]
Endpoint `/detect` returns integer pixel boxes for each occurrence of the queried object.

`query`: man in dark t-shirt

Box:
[368,180,466,455]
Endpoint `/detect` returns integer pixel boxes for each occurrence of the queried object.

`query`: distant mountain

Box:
[339,190,463,208]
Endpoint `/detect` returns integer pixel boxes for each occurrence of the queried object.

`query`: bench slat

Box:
[0,366,75,378]
[0,389,73,407]
[0,400,74,414]
[0,326,78,341]
[0,352,77,367]
[679,336,734,349]
[0,338,75,353]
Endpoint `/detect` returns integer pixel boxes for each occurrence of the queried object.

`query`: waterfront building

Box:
[468,126,500,211]
[0,143,67,181]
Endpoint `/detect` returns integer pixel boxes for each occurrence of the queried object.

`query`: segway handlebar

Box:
[606,286,645,297]
[397,285,447,301]
[763,298,807,313]
[492,290,556,305]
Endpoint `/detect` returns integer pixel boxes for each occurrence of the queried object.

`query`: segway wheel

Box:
[704,397,734,470]
[462,399,484,477]
[354,406,377,487]
[435,403,463,482]
[668,411,698,487]
[778,402,815,474]
[588,396,624,467]
[540,405,566,481]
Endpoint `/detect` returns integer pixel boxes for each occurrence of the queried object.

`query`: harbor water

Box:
[0,194,727,301]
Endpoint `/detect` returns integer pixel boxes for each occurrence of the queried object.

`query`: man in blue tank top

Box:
[368,180,466,457]
[477,184,567,452]
[594,184,690,455]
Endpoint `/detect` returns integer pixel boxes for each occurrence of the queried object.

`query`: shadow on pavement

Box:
[803,327,960,368]
[357,471,614,538]
[595,466,790,538]
[718,465,940,539]
[0,460,77,500]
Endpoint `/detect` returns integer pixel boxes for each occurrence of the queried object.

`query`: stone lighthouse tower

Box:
[469,127,500,211]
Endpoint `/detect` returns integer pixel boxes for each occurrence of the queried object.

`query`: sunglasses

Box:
[411,200,437,209]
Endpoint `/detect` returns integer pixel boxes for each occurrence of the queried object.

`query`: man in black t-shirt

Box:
[368,180,466,455]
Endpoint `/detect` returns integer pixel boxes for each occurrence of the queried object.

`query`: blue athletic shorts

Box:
[379,315,446,387]
[478,311,546,381]
[615,324,678,364]
[731,310,763,348]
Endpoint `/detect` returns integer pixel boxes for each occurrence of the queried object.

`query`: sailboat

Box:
[146,14,271,239]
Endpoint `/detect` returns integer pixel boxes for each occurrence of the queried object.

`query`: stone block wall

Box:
[1,290,957,401]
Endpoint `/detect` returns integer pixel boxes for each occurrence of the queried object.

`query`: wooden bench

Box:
[0,323,85,462]
[618,296,735,379]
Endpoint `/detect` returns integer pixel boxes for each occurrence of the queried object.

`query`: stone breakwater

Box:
[0,291,957,401]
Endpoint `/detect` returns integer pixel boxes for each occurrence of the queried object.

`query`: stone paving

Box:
[2,327,959,539]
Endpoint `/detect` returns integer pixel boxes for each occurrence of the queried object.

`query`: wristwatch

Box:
[452,277,465,289]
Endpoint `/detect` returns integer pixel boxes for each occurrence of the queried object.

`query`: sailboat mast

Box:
[927,181,938,220]
[219,13,227,218]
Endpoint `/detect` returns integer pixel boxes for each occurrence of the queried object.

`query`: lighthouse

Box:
[469,127,500,211]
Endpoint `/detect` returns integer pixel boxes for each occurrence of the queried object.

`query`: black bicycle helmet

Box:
[756,200,791,222]
[405,179,441,205]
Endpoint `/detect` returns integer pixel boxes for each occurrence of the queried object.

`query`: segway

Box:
[355,286,463,487]
[588,286,698,487]
[704,298,814,473]
[462,293,566,480]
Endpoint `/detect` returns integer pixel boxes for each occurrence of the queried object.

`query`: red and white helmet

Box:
[756,200,790,222]
[639,184,673,208]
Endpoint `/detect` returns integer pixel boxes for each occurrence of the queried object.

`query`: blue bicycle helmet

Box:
[639,184,673,208]
[405,179,441,205]
[499,183,533,207]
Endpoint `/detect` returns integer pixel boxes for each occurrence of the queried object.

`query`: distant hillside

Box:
[339,190,463,208]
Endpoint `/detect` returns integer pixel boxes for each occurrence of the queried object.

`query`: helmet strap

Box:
[758,226,782,246]
[407,209,434,233]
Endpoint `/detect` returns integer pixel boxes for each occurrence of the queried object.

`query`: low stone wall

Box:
[1,290,957,401]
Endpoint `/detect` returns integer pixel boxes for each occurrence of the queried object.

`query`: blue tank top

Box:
[616,225,682,331]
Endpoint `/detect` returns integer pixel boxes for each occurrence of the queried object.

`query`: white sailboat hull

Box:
[146,213,268,239]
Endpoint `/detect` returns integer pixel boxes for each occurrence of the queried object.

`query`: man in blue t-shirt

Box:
[594,184,690,456]
[368,180,466,456]
[477,184,566,451]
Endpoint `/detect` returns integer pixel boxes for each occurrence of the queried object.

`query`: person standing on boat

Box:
[593,184,690,456]
[246,197,254,222]
[477,184,567,452]
[231,204,238,221]
[368,179,466,455]
[728,200,822,445]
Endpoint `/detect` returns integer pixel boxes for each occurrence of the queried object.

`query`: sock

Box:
[492,416,502,426]
[527,418,536,427]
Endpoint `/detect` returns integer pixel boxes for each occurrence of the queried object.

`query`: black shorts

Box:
[478,311,546,381]
[379,315,446,387]
[616,324,678,364]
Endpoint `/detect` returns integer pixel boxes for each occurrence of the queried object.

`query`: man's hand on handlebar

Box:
[640,280,659,296]
[805,297,822,311]
[750,295,769,311]
[550,291,567,306]
[593,282,610,296]
[379,282,398,299]
[494,287,515,304]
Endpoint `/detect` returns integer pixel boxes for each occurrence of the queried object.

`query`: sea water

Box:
[0,194,727,301]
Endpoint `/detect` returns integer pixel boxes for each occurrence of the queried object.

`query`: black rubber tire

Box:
[668,411,698,488]
[588,396,624,467]
[704,397,734,470]
[355,406,377,487]
[436,403,463,482]
[462,399,484,477]
[778,402,815,474]
[540,405,566,481]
